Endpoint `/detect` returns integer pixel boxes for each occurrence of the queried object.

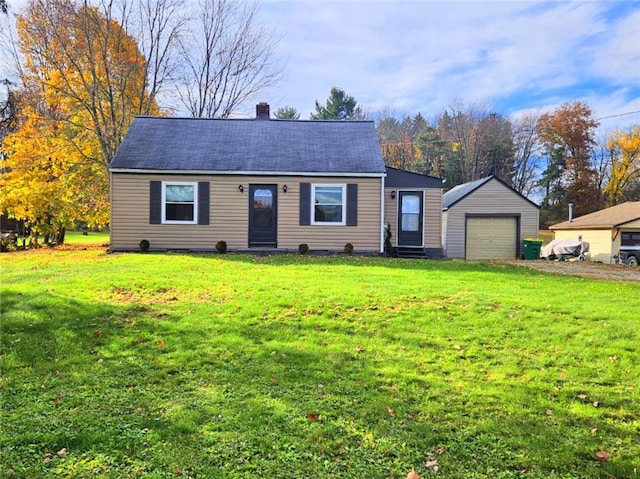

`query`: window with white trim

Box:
[162,182,198,224]
[312,184,346,225]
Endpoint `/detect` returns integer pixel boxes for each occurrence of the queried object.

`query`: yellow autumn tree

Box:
[603,126,640,206]
[380,133,423,172]
[0,0,160,243]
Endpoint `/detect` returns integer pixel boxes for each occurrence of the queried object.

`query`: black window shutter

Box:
[346,183,358,226]
[149,181,162,224]
[198,182,210,225]
[299,183,311,225]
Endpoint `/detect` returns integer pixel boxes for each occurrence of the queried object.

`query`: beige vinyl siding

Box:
[111,173,383,252]
[382,188,442,248]
[443,178,539,259]
[622,219,640,229]
[424,189,442,249]
[553,229,617,263]
[383,190,397,242]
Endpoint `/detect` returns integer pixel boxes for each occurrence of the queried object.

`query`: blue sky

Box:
[256,0,640,131]
[2,0,639,132]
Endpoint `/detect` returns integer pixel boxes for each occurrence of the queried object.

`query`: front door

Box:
[397,191,423,247]
[249,184,277,247]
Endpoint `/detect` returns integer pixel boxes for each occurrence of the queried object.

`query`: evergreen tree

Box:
[274,106,300,120]
[311,87,364,120]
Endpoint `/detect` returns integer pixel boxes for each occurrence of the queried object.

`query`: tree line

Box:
[280,90,639,227]
[374,100,639,226]
[1,1,638,246]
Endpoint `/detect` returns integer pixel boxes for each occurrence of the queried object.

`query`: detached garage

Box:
[442,176,539,260]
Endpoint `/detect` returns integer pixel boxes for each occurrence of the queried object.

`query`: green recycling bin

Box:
[523,239,543,260]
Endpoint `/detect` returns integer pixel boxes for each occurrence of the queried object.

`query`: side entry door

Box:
[397,191,423,247]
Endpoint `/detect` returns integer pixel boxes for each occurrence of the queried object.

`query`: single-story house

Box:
[109,103,443,255]
[384,167,443,258]
[550,201,640,263]
[442,176,539,260]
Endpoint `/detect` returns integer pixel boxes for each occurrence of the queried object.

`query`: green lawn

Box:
[1,250,638,478]
[64,231,111,245]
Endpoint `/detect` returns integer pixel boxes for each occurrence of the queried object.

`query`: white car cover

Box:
[540,239,590,259]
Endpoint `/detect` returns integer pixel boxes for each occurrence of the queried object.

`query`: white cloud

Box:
[259,0,640,130]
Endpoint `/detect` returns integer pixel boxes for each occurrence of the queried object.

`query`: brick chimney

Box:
[256,102,270,120]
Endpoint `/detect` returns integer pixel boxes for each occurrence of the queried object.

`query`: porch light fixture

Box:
[390,190,396,199]
[282,184,288,193]
[238,184,244,193]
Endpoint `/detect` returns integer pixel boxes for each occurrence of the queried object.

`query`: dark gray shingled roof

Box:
[442,176,493,209]
[109,116,386,175]
[442,175,539,210]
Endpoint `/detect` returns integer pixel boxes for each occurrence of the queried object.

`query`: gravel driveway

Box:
[508,259,640,281]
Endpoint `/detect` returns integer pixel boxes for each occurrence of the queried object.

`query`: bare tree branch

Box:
[175,0,282,118]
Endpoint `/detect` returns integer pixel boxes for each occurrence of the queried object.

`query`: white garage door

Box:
[466,217,517,260]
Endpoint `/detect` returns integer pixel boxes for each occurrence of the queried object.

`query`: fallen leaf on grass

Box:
[57,448,67,457]
[156,341,165,348]
[386,405,395,417]
[425,460,439,468]
[307,413,323,421]
[591,427,598,435]
[406,469,419,479]
[94,330,103,338]
[596,450,610,462]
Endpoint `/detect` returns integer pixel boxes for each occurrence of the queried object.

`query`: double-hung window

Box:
[162,182,198,224]
[312,184,346,225]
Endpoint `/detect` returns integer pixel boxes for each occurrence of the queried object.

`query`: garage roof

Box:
[551,201,640,230]
[442,175,539,210]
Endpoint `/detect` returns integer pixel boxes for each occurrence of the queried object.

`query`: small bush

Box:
[139,239,150,252]
[384,224,394,257]
[298,243,309,255]
[344,242,354,255]
[216,240,228,253]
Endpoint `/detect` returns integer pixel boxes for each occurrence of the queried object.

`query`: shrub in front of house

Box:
[344,242,354,255]
[139,239,150,252]
[216,240,228,253]
[298,243,309,255]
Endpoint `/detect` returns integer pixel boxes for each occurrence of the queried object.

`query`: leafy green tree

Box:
[416,125,450,178]
[311,87,364,120]
[274,106,300,120]
[536,147,568,226]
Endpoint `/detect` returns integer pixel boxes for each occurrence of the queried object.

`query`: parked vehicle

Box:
[540,239,590,261]
[618,245,640,267]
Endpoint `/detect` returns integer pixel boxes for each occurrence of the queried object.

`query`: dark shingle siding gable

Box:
[110,116,386,175]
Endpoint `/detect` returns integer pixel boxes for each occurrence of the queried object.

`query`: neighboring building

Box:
[109,103,405,254]
[383,167,443,258]
[442,176,539,260]
[550,201,640,263]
